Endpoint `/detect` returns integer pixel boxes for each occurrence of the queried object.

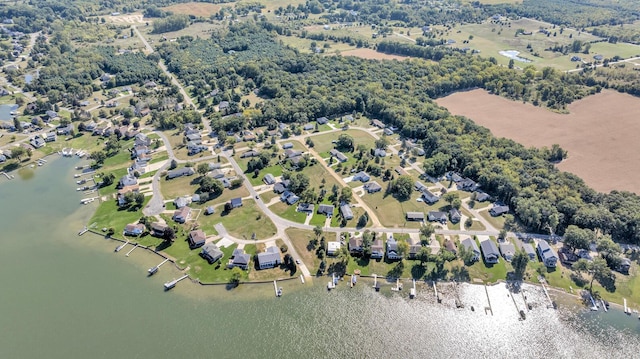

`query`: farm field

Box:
[341,48,409,61]
[162,2,223,17]
[436,89,640,194]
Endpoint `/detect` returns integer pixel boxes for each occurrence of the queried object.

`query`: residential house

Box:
[257,246,282,269]
[132,145,149,158]
[218,101,229,110]
[0,154,5,163]
[327,241,341,256]
[56,124,74,135]
[205,206,215,215]
[227,248,251,269]
[43,132,57,142]
[499,242,516,262]
[444,240,457,254]
[363,181,382,193]
[371,238,384,259]
[340,203,354,220]
[187,143,207,155]
[192,194,201,203]
[489,205,510,217]
[521,243,537,261]
[329,149,348,162]
[386,237,403,260]
[317,204,334,217]
[316,117,328,125]
[414,181,427,192]
[353,171,370,182]
[460,238,480,262]
[349,236,363,255]
[537,240,558,268]
[617,258,632,274]
[413,147,425,156]
[395,167,409,176]
[407,236,421,259]
[45,110,58,119]
[474,191,490,202]
[373,148,386,157]
[221,178,231,188]
[172,206,191,223]
[406,212,425,221]
[150,222,168,237]
[281,191,300,205]
[284,149,302,159]
[134,133,151,147]
[241,150,260,158]
[188,230,207,248]
[273,180,290,194]
[229,197,243,209]
[263,173,276,185]
[303,123,315,131]
[166,167,195,180]
[30,136,45,148]
[448,172,464,183]
[427,211,447,224]
[119,173,137,187]
[449,208,461,223]
[209,169,225,179]
[282,142,293,149]
[371,119,385,129]
[186,133,202,144]
[383,128,394,136]
[123,223,145,236]
[201,243,223,264]
[480,239,500,264]
[422,190,440,205]
[458,178,480,192]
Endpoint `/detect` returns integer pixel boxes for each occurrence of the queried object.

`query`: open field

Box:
[341,48,409,61]
[312,129,377,153]
[436,89,640,194]
[162,2,222,17]
[108,14,145,24]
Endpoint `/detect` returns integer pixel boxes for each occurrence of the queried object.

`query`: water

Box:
[0,103,18,121]
[1,156,639,358]
[499,50,532,63]
[24,74,32,84]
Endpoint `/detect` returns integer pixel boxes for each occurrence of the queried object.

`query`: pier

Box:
[327,273,336,290]
[114,240,129,252]
[0,172,14,180]
[80,197,97,205]
[164,274,189,291]
[602,299,608,312]
[391,278,403,292]
[624,298,629,314]
[125,244,138,257]
[148,258,169,276]
[274,280,282,297]
[410,279,416,299]
[299,274,305,284]
[484,285,493,316]
[78,226,88,236]
[373,274,380,292]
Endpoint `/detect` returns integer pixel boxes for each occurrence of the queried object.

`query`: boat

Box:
[164,280,177,291]
[351,274,357,287]
[277,287,283,297]
[114,241,127,252]
[80,197,95,205]
[77,179,87,185]
[148,266,158,276]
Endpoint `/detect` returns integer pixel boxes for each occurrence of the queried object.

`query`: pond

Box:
[0,104,18,122]
[499,50,532,63]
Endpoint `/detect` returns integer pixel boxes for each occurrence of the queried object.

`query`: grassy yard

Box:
[89,197,149,233]
[159,172,199,199]
[361,190,432,228]
[270,201,308,224]
[0,133,25,146]
[311,129,377,153]
[478,208,506,230]
[201,200,277,240]
[286,228,322,273]
[244,163,284,186]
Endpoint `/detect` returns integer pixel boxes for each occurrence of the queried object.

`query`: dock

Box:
[299,274,305,284]
[327,273,336,290]
[373,274,380,292]
[433,281,440,303]
[148,258,169,276]
[125,244,138,257]
[350,274,357,288]
[78,226,88,236]
[114,240,129,252]
[410,279,416,299]
[164,274,189,291]
[274,280,282,297]
[624,298,629,314]
[0,172,14,180]
[540,279,554,308]
[391,278,403,292]
[80,197,97,205]
[484,285,493,316]
[601,299,608,312]
[588,293,598,311]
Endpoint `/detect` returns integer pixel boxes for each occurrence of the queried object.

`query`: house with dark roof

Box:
[257,246,281,269]
[227,248,251,270]
[449,208,461,223]
[386,237,403,260]
[428,211,447,224]
[458,178,480,192]
[303,123,315,131]
[521,243,537,261]
[474,191,490,202]
[282,142,293,149]
[489,205,510,217]
[414,181,427,192]
[150,222,168,237]
[119,173,137,187]
[340,203,354,220]
[371,238,384,259]
[480,239,500,264]
[422,190,440,205]
[353,171,370,182]
[371,119,385,129]
[373,148,386,157]
[273,180,289,194]
[201,243,223,264]
[461,238,480,262]
[499,242,516,262]
[537,240,558,268]
[281,191,300,205]
[406,212,425,221]
[172,206,191,223]
[363,181,382,193]
[329,149,348,162]
[444,240,457,254]
[241,150,260,158]
[123,223,145,236]
[349,236,363,255]
[316,117,328,124]
[230,197,243,208]
[30,136,45,148]
[297,203,314,213]
[166,167,195,180]
[188,229,207,249]
[317,204,334,217]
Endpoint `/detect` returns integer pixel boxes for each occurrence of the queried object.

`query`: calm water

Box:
[1,156,640,358]
[0,104,17,121]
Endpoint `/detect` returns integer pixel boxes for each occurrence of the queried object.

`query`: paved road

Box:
[566,56,640,73]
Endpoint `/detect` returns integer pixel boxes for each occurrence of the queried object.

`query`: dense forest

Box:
[156,20,640,244]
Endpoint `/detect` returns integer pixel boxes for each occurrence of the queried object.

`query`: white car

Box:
[416,198,423,202]
[295,259,301,264]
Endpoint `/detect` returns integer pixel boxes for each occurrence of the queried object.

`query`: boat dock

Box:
[350,274,357,288]
[0,172,14,180]
[540,278,555,308]
[624,298,629,314]
[164,274,189,291]
[125,244,138,257]
[148,258,169,276]
[433,281,440,303]
[114,240,129,252]
[80,197,97,205]
[409,279,416,299]
[327,273,336,290]
[484,285,493,316]
[391,278,403,292]
[373,274,380,292]
[601,299,608,312]
[274,280,282,297]
[299,274,305,284]
[588,293,598,311]
[78,226,88,236]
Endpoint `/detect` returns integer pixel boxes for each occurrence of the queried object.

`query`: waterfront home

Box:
[43,132,57,142]
[349,236,363,255]
[172,206,191,223]
[407,236,421,259]
[353,171,370,182]
[489,205,510,217]
[30,136,45,148]
[166,167,195,180]
[480,239,500,264]
[263,173,276,185]
[371,238,384,259]
[363,181,382,193]
[329,149,348,162]
[521,243,537,261]
[340,203,354,220]
[537,240,558,268]
[449,208,461,223]
[422,190,440,205]
[499,242,516,262]
[427,211,447,224]
[119,173,137,187]
[123,223,145,236]
[386,237,403,260]
[461,238,480,262]
[201,243,223,264]
[297,203,314,213]
[406,212,425,222]
[150,222,168,237]
[257,246,281,269]
[227,249,251,270]
[444,239,457,254]
[617,258,631,274]
[188,229,206,249]
[318,204,334,217]
[327,241,341,256]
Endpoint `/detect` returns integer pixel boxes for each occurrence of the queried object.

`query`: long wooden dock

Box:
[164,274,189,291]
[125,244,138,257]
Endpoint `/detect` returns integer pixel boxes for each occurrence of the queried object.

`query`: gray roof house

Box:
[406,212,425,221]
[166,167,195,180]
[461,238,480,262]
[474,191,490,202]
[263,173,276,185]
[428,211,448,224]
[188,229,207,249]
[537,240,558,268]
[353,171,370,182]
[257,246,281,269]
[230,197,243,208]
[227,249,251,270]
[273,180,289,194]
[489,205,510,217]
[316,117,328,124]
[201,243,223,264]
[521,243,537,261]
[119,173,138,187]
[172,206,191,223]
[422,190,440,205]
[282,142,293,149]
[386,237,403,260]
[373,148,386,157]
[371,238,384,259]
[349,236,363,255]
[414,181,427,192]
[297,203,314,213]
[174,196,189,209]
[480,239,500,264]
[364,181,382,193]
[340,203,354,220]
[317,204,334,217]
[499,242,516,262]
[241,150,260,158]
[449,208,461,223]
[329,149,348,162]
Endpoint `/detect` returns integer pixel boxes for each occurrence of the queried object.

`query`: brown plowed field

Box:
[341,48,409,61]
[436,89,640,194]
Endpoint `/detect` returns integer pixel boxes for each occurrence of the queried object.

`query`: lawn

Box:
[466,258,511,284]
[460,207,487,231]
[270,201,308,224]
[89,197,149,234]
[361,190,429,228]
[478,209,506,230]
[202,200,277,241]
[311,128,377,153]
[244,163,283,186]
[159,172,199,199]
[285,228,321,273]
[0,133,24,147]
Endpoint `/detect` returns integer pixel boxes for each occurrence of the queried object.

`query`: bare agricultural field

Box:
[162,2,222,17]
[108,14,145,24]
[341,48,409,61]
[436,89,640,194]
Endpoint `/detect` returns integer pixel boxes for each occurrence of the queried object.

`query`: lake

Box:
[0,156,639,358]
[0,103,18,122]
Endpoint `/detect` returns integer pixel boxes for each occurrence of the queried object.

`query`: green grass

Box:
[0,133,25,147]
[311,129,377,153]
[149,152,168,164]
[361,190,427,228]
[478,209,506,230]
[245,164,283,186]
[270,201,308,224]
[201,200,277,241]
[309,212,331,227]
[89,197,149,234]
[286,228,320,272]
[160,172,199,199]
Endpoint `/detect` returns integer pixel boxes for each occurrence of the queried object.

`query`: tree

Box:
[396,240,409,258]
[564,225,595,252]
[573,258,612,292]
[339,187,352,203]
[374,137,388,149]
[101,173,115,187]
[391,175,413,200]
[229,267,243,287]
[417,246,431,265]
[10,146,26,161]
[169,159,178,170]
[196,163,209,177]
[163,227,176,242]
[200,176,223,195]
[288,173,309,195]
[596,235,621,268]
[314,225,323,238]
[133,192,145,208]
[442,192,460,209]
[335,133,354,151]
[419,223,434,245]
[357,212,369,228]
[512,251,529,279]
